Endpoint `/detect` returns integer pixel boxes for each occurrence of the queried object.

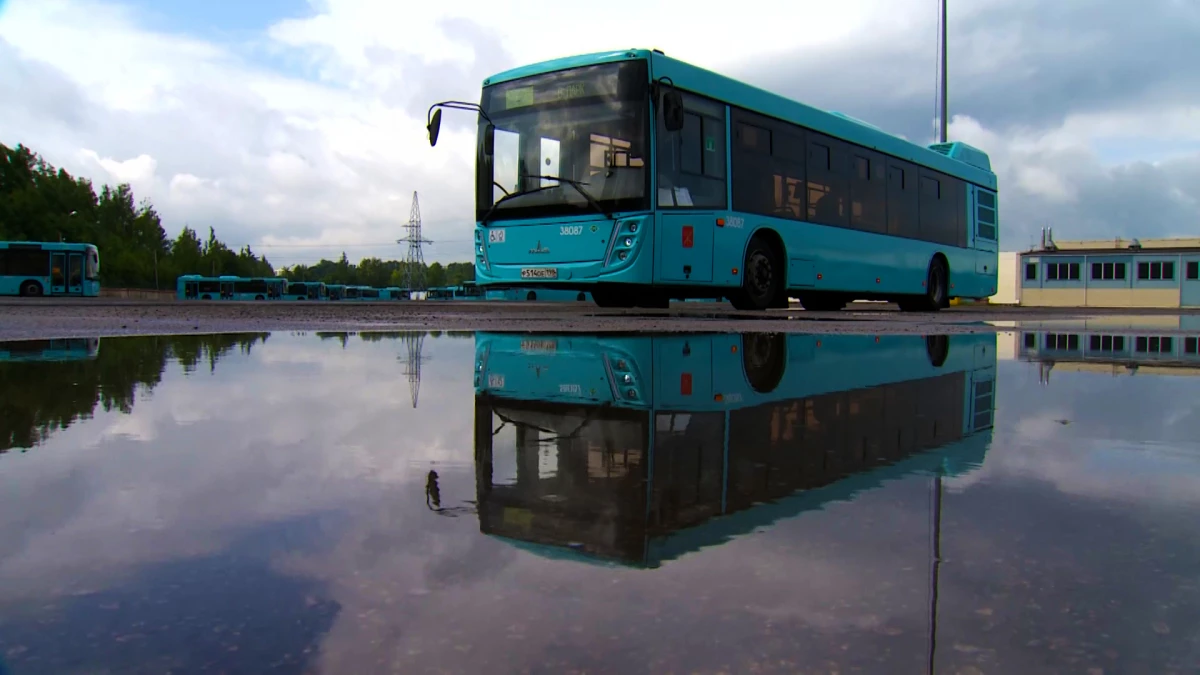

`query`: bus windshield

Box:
[476,60,651,223]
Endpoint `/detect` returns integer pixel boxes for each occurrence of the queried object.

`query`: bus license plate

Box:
[520,267,557,279]
[521,339,557,353]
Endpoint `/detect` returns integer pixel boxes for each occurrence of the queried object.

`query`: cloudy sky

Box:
[1,0,1197,267]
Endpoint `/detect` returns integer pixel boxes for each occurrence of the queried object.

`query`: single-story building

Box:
[1017,233,1200,308]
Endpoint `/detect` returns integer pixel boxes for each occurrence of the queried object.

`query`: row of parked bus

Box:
[176,275,417,301]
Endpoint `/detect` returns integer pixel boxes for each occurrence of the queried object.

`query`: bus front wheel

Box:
[742,332,787,393]
[730,234,784,311]
[19,281,43,297]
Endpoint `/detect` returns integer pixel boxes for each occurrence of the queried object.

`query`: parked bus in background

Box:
[0,337,100,363]
[427,49,998,311]
[0,241,100,297]
[470,330,996,567]
[427,283,486,300]
[177,275,287,300]
[326,284,346,300]
[283,281,327,300]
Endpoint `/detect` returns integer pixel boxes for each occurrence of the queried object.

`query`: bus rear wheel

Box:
[19,281,43,297]
[899,258,949,312]
[730,234,784,311]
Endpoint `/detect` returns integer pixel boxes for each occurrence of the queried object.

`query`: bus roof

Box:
[0,240,97,250]
[482,49,996,189]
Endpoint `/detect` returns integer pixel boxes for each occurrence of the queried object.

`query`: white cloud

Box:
[2,0,1198,265]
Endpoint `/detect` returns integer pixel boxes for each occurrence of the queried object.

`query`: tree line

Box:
[1,142,472,290]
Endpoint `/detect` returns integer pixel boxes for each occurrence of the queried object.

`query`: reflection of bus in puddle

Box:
[0,337,100,363]
[472,331,997,568]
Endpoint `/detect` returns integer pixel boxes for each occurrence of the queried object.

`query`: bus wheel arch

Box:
[928,253,950,309]
[526,291,537,301]
[741,332,787,393]
[19,280,43,297]
[900,254,949,312]
[730,228,786,311]
[255,295,266,301]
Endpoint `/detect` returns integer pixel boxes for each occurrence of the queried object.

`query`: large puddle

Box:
[1,329,1198,674]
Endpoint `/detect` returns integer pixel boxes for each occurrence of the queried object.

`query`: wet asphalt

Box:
[2,298,1196,340]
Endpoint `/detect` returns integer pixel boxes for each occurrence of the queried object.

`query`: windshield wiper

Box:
[521,174,613,220]
[480,185,555,226]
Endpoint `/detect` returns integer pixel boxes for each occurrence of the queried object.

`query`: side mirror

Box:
[483,123,495,156]
[662,90,684,132]
[427,109,443,147]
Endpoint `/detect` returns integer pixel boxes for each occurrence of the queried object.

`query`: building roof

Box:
[1023,236,1200,255]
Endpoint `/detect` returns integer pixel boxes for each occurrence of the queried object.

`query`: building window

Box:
[1090,262,1126,280]
[1044,333,1079,350]
[1089,334,1126,352]
[1137,261,1175,281]
[1185,337,1198,354]
[1025,263,1037,281]
[1188,261,1199,280]
[1135,336,1174,353]
[1046,262,1080,281]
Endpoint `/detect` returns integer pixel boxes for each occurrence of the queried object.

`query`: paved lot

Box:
[3,298,1197,340]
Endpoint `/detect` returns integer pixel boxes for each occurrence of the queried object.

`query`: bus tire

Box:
[526,291,537,301]
[730,233,784,311]
[255,295,265,300]
[926,335,949,367]
[899,257,949,312]
[577,292,586,302]
[19,280,43,297]
[742,332,787,393]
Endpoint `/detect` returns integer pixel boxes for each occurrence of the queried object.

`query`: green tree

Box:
[0,142,477,290]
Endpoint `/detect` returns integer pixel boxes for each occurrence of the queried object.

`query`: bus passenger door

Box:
[50,252,67,295]
[657,213,714,283]
[66,252,85,295]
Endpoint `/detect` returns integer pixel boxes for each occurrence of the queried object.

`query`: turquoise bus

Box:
[344,286,409,301]
[427,283,486,300]
[0,337,100,362]
[176,275,286,300]
[0,241,101,297]
[427,49,999,311]
[469,331,996,567]
[283,281,327,300]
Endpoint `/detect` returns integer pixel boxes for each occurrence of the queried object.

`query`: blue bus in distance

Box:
[176,275,286,300]
[0,241,100,297]
[283,281,327,300]
[469,331,996,567]
[427,49,998,311]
